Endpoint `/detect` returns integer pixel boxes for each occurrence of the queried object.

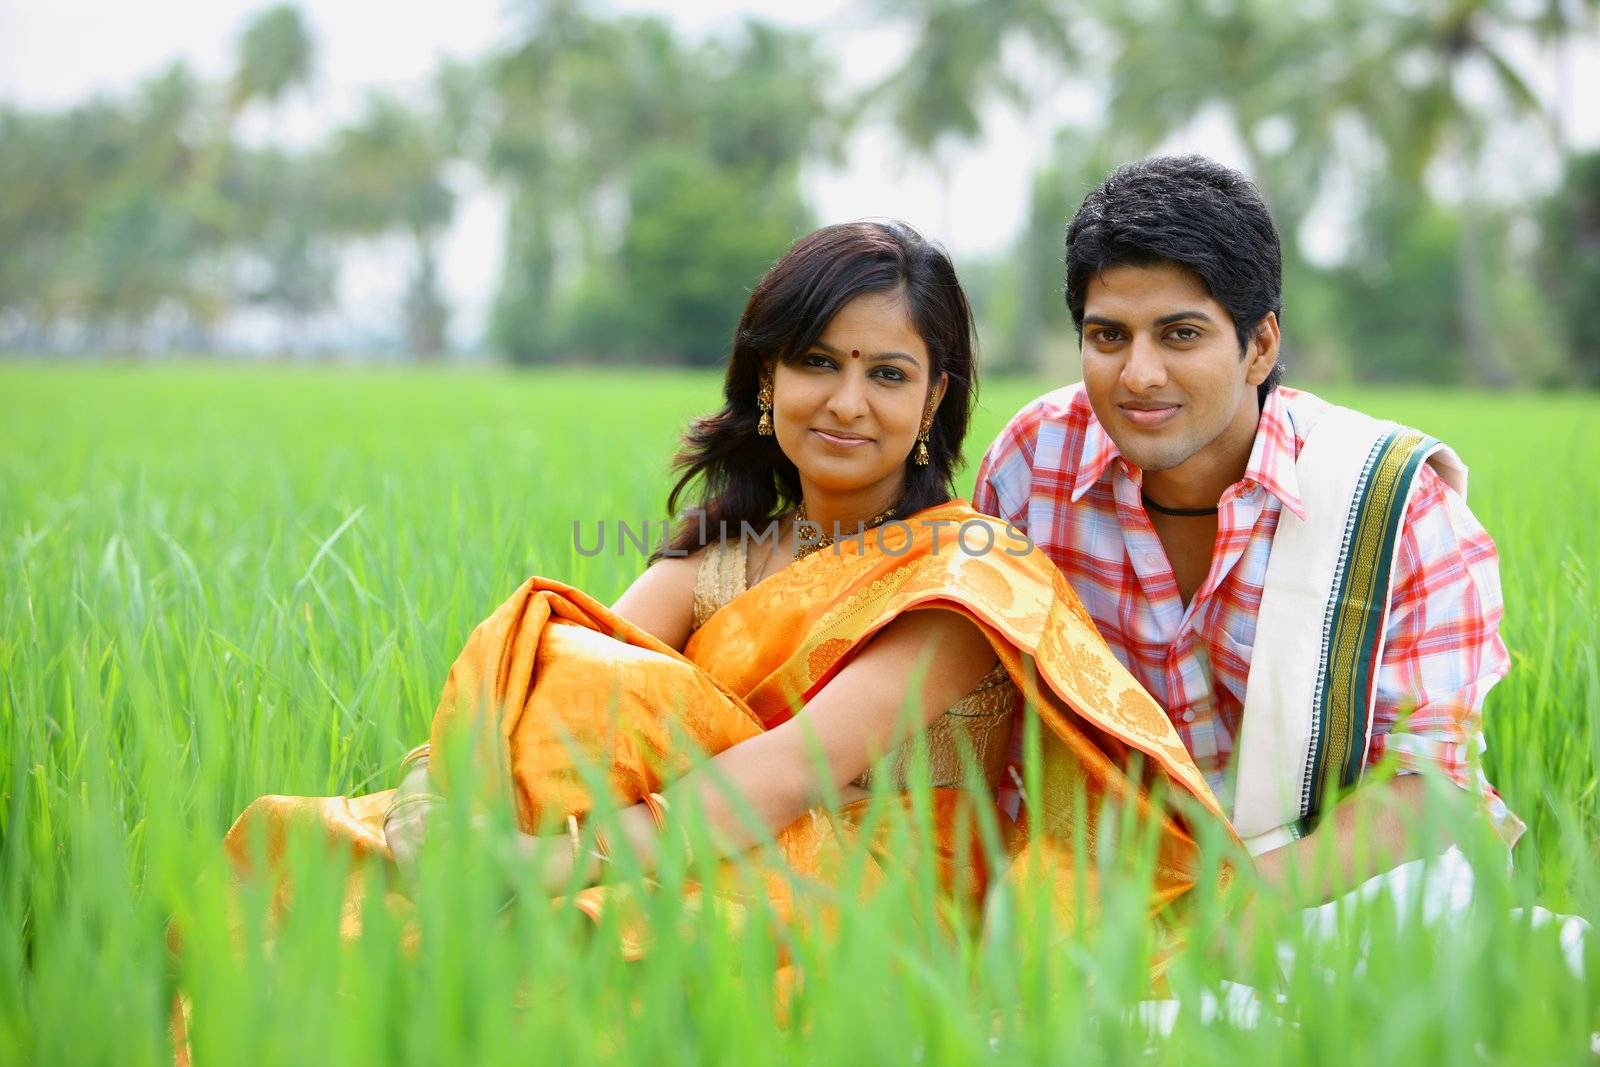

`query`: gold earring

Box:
[915,413,933,466]
[757,378,774,436]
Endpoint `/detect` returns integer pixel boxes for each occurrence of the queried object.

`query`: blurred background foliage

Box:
[1,0,1597,385]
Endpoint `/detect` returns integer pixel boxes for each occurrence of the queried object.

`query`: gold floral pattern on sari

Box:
[806,637,853,684]
[810,565,919,639]
[953,557,1014,611]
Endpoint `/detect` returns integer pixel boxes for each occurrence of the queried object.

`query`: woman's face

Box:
[769,289,947,504]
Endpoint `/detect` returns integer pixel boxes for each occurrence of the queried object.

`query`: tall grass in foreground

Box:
[1,364,1596,1064]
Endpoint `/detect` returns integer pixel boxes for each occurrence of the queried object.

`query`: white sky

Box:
[2,1,1595,349]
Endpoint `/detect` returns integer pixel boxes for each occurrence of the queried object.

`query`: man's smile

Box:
[1117,401,1181,428]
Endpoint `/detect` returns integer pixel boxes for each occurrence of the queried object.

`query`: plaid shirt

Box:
[976,384,1521,842]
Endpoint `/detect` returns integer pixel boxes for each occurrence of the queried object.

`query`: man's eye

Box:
[1093,329,1122,344]
[1170,327,1200,342]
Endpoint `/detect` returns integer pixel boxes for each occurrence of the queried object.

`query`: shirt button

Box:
[1144,553,1160,567]
[1180,709,1196,723]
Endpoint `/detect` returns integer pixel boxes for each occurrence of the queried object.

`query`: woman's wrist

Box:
[505,825,602,894]
[500,796,690,895]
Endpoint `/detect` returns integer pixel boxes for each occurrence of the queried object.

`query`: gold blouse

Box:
[691,538,1017,791]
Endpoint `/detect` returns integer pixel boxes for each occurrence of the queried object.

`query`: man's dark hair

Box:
[1065,155,1284,400]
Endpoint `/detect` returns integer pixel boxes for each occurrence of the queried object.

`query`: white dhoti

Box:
[1137,848,1590,1035]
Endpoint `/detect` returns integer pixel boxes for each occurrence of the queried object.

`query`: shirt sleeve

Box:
[1366,462,1523,844]
[973,407,1040,532]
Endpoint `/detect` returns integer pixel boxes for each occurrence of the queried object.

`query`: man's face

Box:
[1079,261,1277,480]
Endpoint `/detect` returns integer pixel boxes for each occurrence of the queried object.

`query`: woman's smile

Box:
[812,427,874,448]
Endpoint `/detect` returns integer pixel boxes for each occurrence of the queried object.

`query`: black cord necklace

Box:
[1141,492,1218,518]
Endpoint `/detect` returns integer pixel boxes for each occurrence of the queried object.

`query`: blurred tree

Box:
[0,104,113,346]
[1002,130,1116,373]
[1346,0,1551,388]
[487,0,610,362]
[700,20,845,181]
[1101,0,1561,386]
[1528,0,1600,155]
[225,5,334,356]
[226,146,340,353]
[1099,2,1319,231]
[488,10,833,363]
[4,0,1592,376]
[230,5,314,117]
[568,146,808,364]
[328,91,457,357]
[1540,151,1600,385]
[1330,199,1469,384]
[893,0,1594,386]
[867,0,1078,232]
[0,63,237,354]
[114,63,234,351]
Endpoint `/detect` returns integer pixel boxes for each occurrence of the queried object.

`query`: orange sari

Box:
[220,501,1230,950]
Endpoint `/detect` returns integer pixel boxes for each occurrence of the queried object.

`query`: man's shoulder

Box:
[1267,387,1479,546]
[1275,386,1465,492]
[1024,381,1093,423]
[1275,386,1438,447]
[976,383,1100,517]
[985,382,1101,477]
[991,382,1095,450]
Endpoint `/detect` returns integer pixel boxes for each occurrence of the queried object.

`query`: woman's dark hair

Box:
[1065,155,1284,402]
[653,220,977,560]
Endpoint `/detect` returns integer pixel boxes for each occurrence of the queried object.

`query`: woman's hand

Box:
[513,832,587,895]
[383,760,440,888]
[382,752,603,896]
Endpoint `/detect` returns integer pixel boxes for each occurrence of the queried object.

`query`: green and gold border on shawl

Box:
[1299,429,1437,830]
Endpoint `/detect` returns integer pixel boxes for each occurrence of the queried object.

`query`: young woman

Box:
[223,222,1227,943]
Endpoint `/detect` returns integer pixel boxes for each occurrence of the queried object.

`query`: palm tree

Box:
[872,0,1592,384]
[1303,0,1556,386]
[487,4,838,363]
[1529,0,1600,156]
[487,0,608,360]
[226,5,322,356]
[229,5,314,118]
[329,89,458,358]
[866,0,1079,233]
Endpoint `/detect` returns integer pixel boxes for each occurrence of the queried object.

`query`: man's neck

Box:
[1142,456,1246,511]
[1141,400,1263,510]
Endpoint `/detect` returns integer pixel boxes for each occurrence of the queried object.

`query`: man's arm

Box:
[1259,465,1518,901]
[1254,775,1453,903]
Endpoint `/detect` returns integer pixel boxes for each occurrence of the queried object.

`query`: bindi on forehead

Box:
[812,339,920,367]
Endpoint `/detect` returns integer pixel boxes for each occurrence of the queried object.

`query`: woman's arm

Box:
[518,607,1000,891]
[609,553,702,652]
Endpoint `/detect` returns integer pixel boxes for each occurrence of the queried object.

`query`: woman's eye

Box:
[873,367,907,382]
[802,353,833,368]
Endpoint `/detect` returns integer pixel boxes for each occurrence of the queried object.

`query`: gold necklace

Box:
[793,501,897,559]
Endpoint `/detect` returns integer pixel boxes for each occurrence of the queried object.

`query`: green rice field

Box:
[2,363,1597,1064]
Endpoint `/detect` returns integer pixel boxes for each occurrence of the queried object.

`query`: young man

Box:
[975,155,1521,903]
